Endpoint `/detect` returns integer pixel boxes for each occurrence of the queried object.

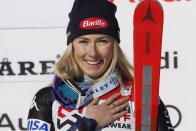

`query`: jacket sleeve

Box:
[158,99,175,131]
[67,117,97,131]
[27,87,55,131]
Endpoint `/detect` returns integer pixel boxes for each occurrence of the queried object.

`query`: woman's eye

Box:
[98,40,109,44]
[79,40,88,43]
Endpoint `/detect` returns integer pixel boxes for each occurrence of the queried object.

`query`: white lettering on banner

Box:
[161,51,178,69]
[0,114,27,130]
[0,56,61,82]
[30,96,40,111]
[0,58,56,76]
[27,119,50,131]
[0,114,15,130]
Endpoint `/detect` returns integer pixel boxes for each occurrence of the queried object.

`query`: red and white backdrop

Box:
[0,0,194,130]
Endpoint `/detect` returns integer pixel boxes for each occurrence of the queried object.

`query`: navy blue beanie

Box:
[66,0,120,45]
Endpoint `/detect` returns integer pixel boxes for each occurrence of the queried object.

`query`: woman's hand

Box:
[86,92,129,128]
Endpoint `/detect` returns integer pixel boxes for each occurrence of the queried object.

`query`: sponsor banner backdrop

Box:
[0,0,195,130]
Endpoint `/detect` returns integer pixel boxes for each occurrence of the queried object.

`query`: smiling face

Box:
[73,34,114,78]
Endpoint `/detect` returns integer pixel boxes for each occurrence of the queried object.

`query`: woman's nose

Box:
[88,43,98,57]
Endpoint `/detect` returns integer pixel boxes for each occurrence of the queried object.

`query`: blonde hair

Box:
[55,39,133,85]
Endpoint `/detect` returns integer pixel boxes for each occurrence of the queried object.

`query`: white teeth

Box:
[87,60,100,65]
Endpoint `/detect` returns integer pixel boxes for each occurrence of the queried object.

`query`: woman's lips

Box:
[86,60,103,65]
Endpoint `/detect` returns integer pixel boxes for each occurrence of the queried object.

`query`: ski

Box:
[133,0,164,131]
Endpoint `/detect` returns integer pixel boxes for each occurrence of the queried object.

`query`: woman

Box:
[27,0,174,130]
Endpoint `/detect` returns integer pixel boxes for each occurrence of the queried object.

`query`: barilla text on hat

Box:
[80,17,109,29]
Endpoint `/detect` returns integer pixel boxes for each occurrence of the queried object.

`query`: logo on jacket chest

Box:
[56,105,85,130]
[55,98,134,130]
